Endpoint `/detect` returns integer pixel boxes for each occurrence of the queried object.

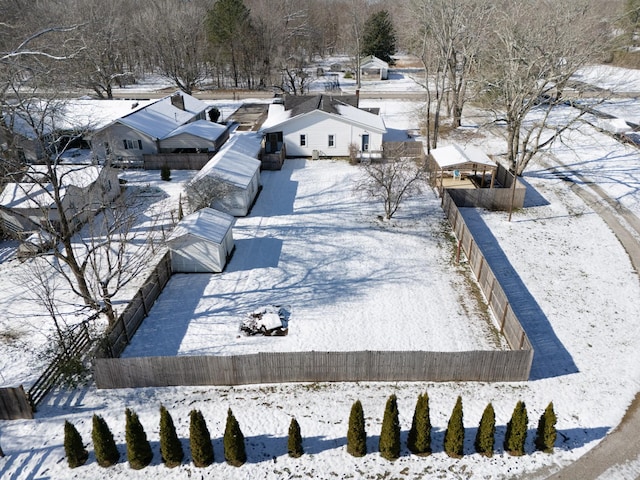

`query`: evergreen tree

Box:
[125,408,153,470]
[361,10,397,64]
[189,409,214,468]
[474,403,496,457]
[177,193,184,221]
[346,400,367,457]
[64,420,88,468]
[535,402,557,453]
[444,396,464,458]
[378,394,401,461]
[287,417,304,458]
[504,401,528,456]
[92,414,119,467]
[407,392,431,456]
[224,408,246,467]
[161,164,171,181]
[159,405,184,468]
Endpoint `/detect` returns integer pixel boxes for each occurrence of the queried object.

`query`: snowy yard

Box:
[124,158,504,358]
[2,64,640,479]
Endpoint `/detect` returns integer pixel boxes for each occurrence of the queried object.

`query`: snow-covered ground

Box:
[2,63,640,479]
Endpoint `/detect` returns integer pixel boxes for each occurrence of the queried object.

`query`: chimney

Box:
[170,93,185,111]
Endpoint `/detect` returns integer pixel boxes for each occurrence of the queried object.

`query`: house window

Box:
[328,134,335,147]
[300,134,307,147]
[123,139,143,150]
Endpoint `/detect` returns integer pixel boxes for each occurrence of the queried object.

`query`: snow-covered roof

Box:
[430,143,496,169]
[194,148,261,189]
[0,165,104,209]
[262,95,386,133]
[162,119,227,141]
[219,132,263,158]
[360,55,389,69]
[169,207,234,245]
[113,91,208,140]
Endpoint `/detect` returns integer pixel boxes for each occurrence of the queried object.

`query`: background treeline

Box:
[63,395,557,469]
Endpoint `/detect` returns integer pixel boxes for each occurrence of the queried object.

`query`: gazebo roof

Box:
[431,144,496,170]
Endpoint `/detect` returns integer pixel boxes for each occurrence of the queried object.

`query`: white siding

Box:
[276,111,383,157]
[170,235,227,273]
[92,123,158,162]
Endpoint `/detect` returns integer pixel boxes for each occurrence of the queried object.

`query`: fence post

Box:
[500,303,509,334]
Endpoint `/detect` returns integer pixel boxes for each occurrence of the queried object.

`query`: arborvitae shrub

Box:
[159,405,184,468]
[287,417,304,458]
[161,164,171,181]
[64,420,88,468]
[92,414,119,467]
[444,396,464,458]
[189,409,214,468]
[379,394,401,461]
[177,194,184,221]
[347,400,367,457]
[125,408,153,470]
[504,401,528,456]
[474,403,496,457]
[407,392,431,456]
[535,402,557,453]
[224,408,246,467]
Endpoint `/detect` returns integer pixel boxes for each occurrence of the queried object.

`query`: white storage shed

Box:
[190,137,262,217]
[168,207,235,273]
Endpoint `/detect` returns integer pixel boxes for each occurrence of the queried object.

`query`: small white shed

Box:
[168,207,235,273]
[191,138,262,217]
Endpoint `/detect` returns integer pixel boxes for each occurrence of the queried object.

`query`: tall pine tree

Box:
[474,403,496,457]
[159,405,184,468]
[535,402,557,453]
[407,392,431,456]
[64,420,88,468]
[189,409,214,468]
[125,408,153,470]
[361,10,397,63]
[444,396,464,458]
[287,417,304,458]
[378,394,401,461]
[92,414,119,467]
[224,408,246,467]
[347,400,367,457]
[504,401,528,456]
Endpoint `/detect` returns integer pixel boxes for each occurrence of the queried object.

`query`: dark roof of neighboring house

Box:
[283,94,361,117]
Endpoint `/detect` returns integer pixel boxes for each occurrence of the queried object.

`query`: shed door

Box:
[361,134,370,152]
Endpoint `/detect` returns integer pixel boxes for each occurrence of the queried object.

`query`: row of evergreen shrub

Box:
[347,394,557,460]
[64,395,556,468]
[64,406,254,469]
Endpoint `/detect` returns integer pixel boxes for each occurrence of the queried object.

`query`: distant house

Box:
[0,165,120,234]
[360,55,389,80]
[91,91,227,166]
[168,207,235,273]
[189,133,262,217]
[261,94,386,159]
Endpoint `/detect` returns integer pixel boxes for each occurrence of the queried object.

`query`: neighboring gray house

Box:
[168,207,235,273]
[91,92,227,166]
[261,94,386,159]
[360,55,389,80]
[0,165,120,234]
[189,133,262,217]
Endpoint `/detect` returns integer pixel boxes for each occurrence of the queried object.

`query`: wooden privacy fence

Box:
[143,153,211,170]
[100,251,172,358]
[442,191,533,353]
[0,387,32,420]
[94,349,533,389]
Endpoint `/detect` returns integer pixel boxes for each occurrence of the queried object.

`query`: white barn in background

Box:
[167,207,235,273]
[261,94,386,159]
[190,134,262,217]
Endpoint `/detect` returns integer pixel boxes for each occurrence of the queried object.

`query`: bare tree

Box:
[477,0,612,175]
[355,145,426,220]
[185,175,232,214]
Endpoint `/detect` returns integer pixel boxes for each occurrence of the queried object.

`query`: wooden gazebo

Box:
[429,143,497,195]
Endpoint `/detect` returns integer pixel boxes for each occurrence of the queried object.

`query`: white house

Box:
[261,94,386,159]
[167,207,235,273]
[189,133,262,217]
[360,55,389,80]
[0,165,120,234]
[91,91,226,165]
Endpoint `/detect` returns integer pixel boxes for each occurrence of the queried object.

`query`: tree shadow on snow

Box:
[459,208,579,380]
